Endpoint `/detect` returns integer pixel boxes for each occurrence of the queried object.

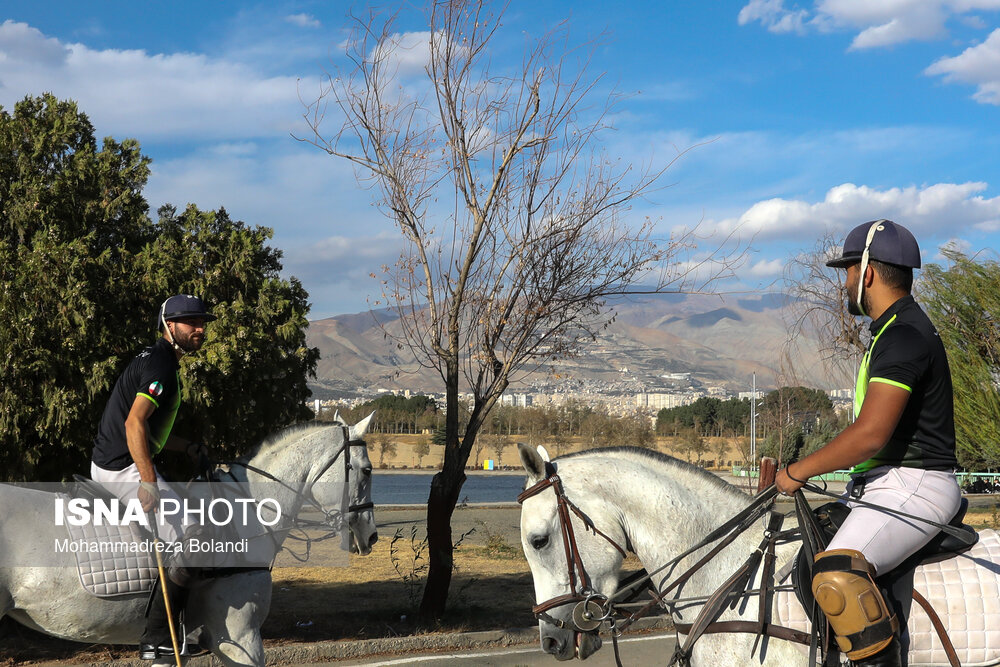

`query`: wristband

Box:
[786,463,809,484]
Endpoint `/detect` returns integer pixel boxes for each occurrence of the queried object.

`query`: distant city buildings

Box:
[312,378,856,420]
[500,393,533,407]
[635,392,694,410]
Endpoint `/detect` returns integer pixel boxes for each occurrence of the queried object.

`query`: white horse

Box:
[0,415,378,666]
[518,444,1000,667]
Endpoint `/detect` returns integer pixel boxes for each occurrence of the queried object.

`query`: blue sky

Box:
[2,1,999,318]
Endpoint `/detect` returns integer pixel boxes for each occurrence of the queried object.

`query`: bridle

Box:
[214,424,374,539]
[517,460,628,631]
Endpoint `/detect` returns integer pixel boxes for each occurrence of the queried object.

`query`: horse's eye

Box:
[530,534,549,550]
[363,466,372,477]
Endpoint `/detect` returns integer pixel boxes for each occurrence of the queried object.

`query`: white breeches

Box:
[90,461,188,544]
[826,465,961,575]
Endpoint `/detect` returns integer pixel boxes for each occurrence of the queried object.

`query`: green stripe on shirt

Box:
[136,392,160,408]
[869,377,912,392]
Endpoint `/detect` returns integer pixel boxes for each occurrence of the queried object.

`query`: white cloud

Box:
[361,30,436,78]
[285,14,321,29]
[925,28,1000,104]
[738,0,809,34]
[738,1,1000,48]
[0,20,321,140]
[703,181,1000,241]
[748,258,785,276]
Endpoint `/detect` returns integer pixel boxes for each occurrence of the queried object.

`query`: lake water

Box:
[373,472,525,505]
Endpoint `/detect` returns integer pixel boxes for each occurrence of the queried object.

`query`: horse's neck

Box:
[244,430,327,517]
[619,472,769,596]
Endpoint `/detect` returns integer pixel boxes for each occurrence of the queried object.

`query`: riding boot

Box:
[850,636,902,667]
[139,576,189,660]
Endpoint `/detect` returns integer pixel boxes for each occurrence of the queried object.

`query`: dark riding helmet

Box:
[826,219,921,269]
[159,294,217,324]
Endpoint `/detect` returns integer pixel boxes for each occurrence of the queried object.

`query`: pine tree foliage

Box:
[0,94,152,480]
[0,95,318,480]
[921,247,1000,468]
[144,204,320,454]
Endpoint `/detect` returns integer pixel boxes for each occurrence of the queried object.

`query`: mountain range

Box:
[304,292,845,399]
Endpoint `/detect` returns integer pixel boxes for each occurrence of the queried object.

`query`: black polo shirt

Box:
[92,338,182,471]
[852,295,958,473]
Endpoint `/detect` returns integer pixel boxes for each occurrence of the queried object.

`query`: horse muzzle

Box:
[540,622,602,661]
[349,525,378,555]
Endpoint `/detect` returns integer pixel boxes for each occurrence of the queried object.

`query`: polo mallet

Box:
[144,484,183,667]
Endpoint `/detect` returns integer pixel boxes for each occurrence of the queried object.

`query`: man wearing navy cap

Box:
[91,294,216,660]
[776,221,960,666]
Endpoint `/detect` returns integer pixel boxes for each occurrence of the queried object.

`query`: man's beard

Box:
[847,287,870,317]
[174,331,204,353]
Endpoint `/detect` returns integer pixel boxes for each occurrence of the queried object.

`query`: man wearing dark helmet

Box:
[90,294,217,660]
[775,221,960,667]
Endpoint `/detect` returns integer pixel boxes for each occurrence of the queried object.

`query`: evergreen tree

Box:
[0,94,318,480]
[921,248,1000,468]
[142,204,319,456]
[0,94,152,480]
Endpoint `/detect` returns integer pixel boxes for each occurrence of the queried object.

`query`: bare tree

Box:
[783,233,867,390]
[414,437,431,467]
[471,435,488,469]
[371,433,398,468]
[300,0,743,618]
[489,432,511,467]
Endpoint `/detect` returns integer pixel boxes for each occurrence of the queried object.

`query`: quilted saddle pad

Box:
[774,529,1000,667]
[60,494,158,597]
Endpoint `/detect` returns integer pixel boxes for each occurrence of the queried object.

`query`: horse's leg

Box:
[199,573,271,667]
[209,627,264,667]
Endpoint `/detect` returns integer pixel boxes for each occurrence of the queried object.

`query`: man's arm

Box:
[775,382,910,494]
[124,396,158,510]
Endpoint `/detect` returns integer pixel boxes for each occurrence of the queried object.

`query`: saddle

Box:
[790,497,979,621]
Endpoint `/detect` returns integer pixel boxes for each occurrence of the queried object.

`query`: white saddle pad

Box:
[61,494,157,597]
[774,529,1000,667]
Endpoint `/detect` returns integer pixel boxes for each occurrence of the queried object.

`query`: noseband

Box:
[517,461,628,632]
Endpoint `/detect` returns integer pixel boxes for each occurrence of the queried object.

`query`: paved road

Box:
[302,631,679,666]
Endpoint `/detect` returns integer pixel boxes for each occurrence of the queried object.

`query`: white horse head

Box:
[518,443,628,661]
[248,412,378,555]
[345,411,377,554]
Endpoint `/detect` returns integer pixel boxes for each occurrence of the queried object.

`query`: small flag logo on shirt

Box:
[148,381,164,397]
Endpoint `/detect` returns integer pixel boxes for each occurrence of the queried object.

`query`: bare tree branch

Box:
[297,0,747,619]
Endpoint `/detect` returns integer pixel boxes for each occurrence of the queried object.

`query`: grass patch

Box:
[966,502,1000,531]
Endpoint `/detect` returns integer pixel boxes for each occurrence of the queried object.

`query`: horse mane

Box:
[556,446,749,500]
[247,421,335,460]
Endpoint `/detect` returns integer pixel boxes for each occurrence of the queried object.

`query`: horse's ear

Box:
[519,442,546,482]
[333,409,342,423]
[351,411,376,440]
[536,444,551,462]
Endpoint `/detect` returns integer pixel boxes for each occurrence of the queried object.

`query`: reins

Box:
[799,480,977,545]
[518,459,784,667]
[209,425,373,560]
